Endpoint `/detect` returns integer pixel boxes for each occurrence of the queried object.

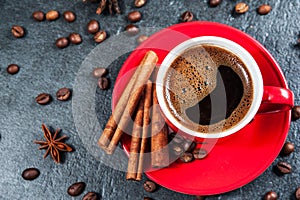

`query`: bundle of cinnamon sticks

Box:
[98,51,169,181]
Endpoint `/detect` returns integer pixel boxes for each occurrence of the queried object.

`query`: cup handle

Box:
[258,86,294,114]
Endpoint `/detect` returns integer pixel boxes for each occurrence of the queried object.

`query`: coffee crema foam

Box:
[163,44,254,133]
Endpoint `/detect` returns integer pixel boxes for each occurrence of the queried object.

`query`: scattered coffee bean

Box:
[143,180,157,193]
[193,148,208,159]
[67,182,86,196]
[292,106,300,121]
[98,77,109,90]
[264,191,278,200]
[46,10,59,21]
[209,0,222,7]
[295,187,300,200]
[63,11,76,22]
[22,168,40,181]
[69,33,82,44]
[281,141,295,156]
[11,25,25,38]
[128,11,142,22]
[183,141,196,152]
[137,35,148,44]
[56,37,69,49]
[196,196,205,200]
[276,161,292,174]
[82,192,99,200]
[94,30,107,43]
[235,2,249,14]
[87,19,100,34]
[56,88,71,101]
[35,93,52,105]
[93,67,107,78]
[144,197,153,200]
[181,11,193,22]
[297,38,300,46]
[125,24,140,36]
[257,4,272,15]
[180,152,194,163]
[32,11,45,22]
[7,64,19,75]
[172,144,184,156]
[135,0,147,8]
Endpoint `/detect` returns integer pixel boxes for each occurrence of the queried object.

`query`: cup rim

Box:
[156,36,264,138]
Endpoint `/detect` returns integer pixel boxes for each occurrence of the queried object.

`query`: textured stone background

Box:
[0,0,300,199]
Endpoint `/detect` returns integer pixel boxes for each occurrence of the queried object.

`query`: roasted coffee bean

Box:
[94,30,107,43]
[32,11,45,21]
[183,141,196,152]
[125,24,140,36]
[46,10,59,21]
[144,197,153,200]
[235,2,249,14]
[67,182,86,196]
[172,144,184,156]
[257,4,272,15]
[128,11,142,22]
[264,191,278,200]
[11,25,25,38]
[180,152,194,163]
[196,196,205,200]
[135,0,146,8]
[82,192,99,200]
[143,180,156,193]
[209,0,222,7]
[98,77,109,90]
[63,11,76,22]
[56,88,71,101]
[295,187,300,200]
[276,161,292,174]
[87,19,100,34]
[281,141,295,156]
[193,148,208,159]
[56,37,69,49]
[93,67,107,78]
[292,106,300,121]
[137,35,148,44]
[7,64,19,75]
[35,93,52,105]
[181,11,193,22]
[22,168,40,181]
[69,33,82,44]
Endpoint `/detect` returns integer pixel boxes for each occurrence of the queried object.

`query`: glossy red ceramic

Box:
[112,22,292,195]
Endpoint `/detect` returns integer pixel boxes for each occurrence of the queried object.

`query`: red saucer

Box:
[112,22,291,195]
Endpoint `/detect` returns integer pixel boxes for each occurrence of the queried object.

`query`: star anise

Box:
[83,0,121,15]
[34,124,73,164]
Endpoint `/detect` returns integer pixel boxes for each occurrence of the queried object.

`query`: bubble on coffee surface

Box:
[163,44,253,133]
[165,47,218,108]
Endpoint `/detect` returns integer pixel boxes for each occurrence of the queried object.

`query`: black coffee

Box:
[163,44,253,133]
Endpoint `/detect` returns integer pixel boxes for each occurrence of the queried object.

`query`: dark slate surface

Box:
[0,0,300,199]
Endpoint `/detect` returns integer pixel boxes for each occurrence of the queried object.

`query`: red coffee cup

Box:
[156,36,294,140]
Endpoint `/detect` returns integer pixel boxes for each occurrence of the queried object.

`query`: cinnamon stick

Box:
[98,54,143,149]
[136,81,152,181]
[98,51,158,154]
[151,84,169,168]
[126,94,144,180]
